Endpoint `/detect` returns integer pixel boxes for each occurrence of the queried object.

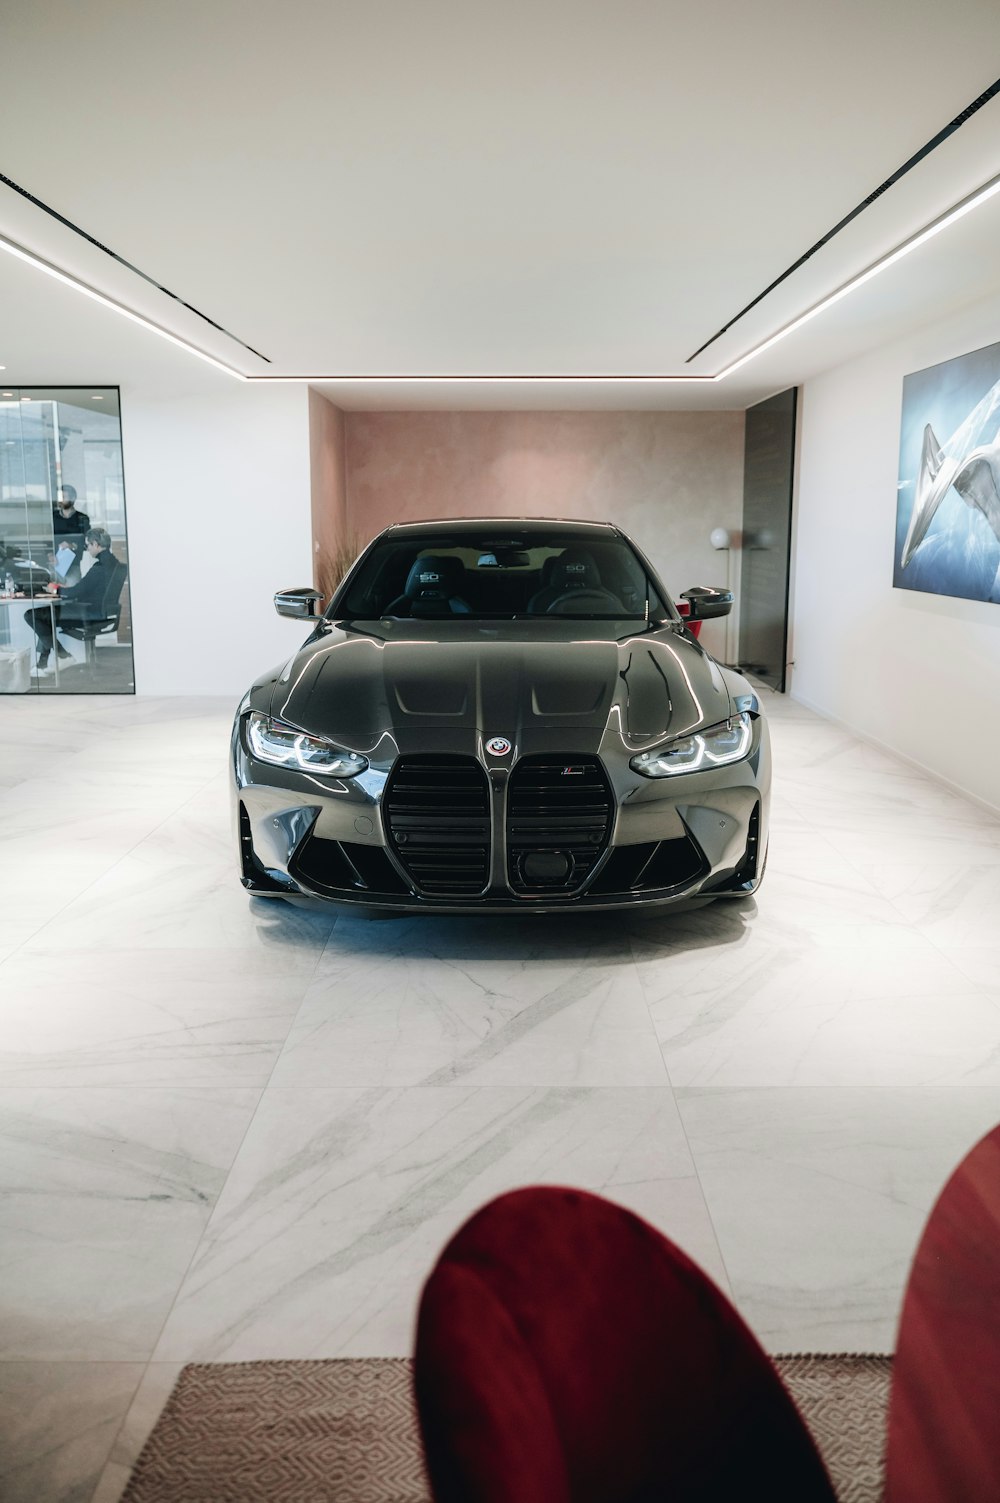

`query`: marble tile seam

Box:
[105,916,338,1383]
[0,775,228,971]
[87,1360,185,1503]
[651,1045,737,1307]
[88,1081,272,1385]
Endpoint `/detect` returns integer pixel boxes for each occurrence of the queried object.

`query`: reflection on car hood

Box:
[272,619,733,747]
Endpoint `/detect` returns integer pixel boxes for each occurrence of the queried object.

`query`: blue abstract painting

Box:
[894,339,1000,604]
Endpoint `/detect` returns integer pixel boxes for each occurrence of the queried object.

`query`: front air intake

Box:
[506,756,613,895]
[292,837,408,897]
[384,756,491,897]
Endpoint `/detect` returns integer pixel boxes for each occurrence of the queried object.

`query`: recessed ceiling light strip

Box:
[0,233,248,379]
[2,168,998,388]
[0,170,272,364]
[245,373,716,384]
[715,169,1000,380]
[685,74,1000,364]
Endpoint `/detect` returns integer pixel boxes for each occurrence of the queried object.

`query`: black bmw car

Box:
[232,519,769,914]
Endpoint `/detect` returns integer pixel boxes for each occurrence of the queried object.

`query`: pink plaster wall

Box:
[308,388,348,599]
[339,410,745,653]
[309,405,746,654]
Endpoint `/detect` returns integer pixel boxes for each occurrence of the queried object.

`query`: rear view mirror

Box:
[274,588,323,620]
[680,586,734,621]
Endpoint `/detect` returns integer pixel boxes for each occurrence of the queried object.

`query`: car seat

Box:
[528,551,624,614]
[387,555,472,616]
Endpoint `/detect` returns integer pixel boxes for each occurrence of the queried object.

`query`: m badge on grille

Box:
[485,736,512,756]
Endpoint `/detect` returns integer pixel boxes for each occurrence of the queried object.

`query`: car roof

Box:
[385,517,620,541]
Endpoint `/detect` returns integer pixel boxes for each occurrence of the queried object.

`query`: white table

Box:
[0,594,87,687]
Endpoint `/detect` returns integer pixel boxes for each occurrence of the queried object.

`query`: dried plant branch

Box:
[328,531,363,592]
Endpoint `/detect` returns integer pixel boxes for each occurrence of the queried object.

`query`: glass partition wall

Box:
[0,387,134,694]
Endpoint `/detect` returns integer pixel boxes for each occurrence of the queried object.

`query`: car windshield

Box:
[336,530,669,620]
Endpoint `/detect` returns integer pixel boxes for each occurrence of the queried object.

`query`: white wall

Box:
[792,289,1000,812]
[121,383,313,696]
[120,387,744,696]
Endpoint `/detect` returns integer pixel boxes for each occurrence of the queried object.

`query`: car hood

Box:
[270,619,733,749]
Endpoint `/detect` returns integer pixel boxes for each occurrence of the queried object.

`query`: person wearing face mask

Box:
[51,485,91,584]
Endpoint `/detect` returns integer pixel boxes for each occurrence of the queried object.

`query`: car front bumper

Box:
[232,717,770,916]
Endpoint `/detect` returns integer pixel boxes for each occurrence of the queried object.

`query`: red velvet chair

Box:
[676,600,703,639]
[885,1123,1000,1503]
[414,1186,835,1503]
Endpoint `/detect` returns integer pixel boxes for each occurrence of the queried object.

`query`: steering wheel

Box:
[545,587,626,615]
[382,594,472,617]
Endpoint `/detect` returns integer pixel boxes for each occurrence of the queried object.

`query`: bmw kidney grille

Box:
[506,757,613,894]
[384,756,491,896]
[384,753,613,899]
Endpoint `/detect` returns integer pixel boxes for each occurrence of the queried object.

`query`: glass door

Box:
[0,387,134,695]
[0,389,35,692]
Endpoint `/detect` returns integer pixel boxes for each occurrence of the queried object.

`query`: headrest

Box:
[550,550,601,592]
[405,554,464,599]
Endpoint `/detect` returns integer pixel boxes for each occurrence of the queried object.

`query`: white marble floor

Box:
[2,691,999,1502]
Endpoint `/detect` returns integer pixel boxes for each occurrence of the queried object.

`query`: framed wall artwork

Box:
[894,338,1000,603]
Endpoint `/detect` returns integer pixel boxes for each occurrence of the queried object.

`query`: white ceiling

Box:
[1,0,999,410]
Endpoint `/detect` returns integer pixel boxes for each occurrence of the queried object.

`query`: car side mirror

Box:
[680,586,734,621]
[274,588,324,620]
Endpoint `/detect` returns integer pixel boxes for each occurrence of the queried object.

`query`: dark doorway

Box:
[738,388,797,691]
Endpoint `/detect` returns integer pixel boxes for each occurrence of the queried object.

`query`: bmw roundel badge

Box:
[485,736,512,757]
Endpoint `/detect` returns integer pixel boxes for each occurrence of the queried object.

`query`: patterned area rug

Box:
[121,1354,892,1503]
[779,1356,892,1503]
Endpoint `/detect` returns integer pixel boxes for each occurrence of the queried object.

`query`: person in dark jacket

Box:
[51,485,92,584]
[28,527,124,671]
[52,485,91,542]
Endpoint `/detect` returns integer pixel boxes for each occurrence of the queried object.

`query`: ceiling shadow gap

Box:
[0,169,272,364]
[685,75,1000,365]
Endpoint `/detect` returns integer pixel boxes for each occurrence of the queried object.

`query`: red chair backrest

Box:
[885,1124,1000,1503]
[415,1186,835,1503]
[676,601,703,639]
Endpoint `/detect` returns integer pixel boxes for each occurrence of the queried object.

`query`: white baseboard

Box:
[788,691,1000,821]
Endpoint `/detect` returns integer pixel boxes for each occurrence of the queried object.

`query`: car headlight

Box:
[630,712,753,777]
[246,712,369,776]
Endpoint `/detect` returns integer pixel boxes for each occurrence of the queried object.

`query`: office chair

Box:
[59,562,128,667]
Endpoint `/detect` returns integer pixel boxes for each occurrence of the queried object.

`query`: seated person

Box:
[27,527,124,672]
